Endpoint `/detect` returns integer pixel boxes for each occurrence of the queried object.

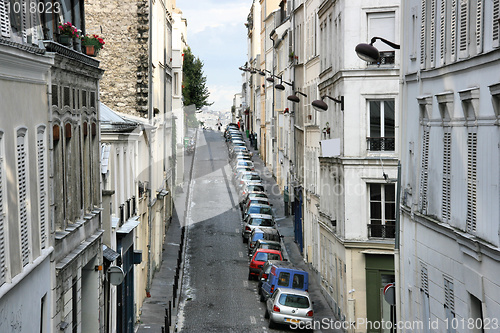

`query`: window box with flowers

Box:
[58,22,79,47]
[81,34,105,57]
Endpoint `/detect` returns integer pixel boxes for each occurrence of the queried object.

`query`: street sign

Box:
[383,283,396,305]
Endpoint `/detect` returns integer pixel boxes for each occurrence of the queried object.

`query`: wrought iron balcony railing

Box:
[367,137,395,151]
[368,223,396,239]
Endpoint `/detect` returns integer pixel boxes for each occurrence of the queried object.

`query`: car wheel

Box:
[268,318,276,329]
[248,272,253,280]
[264,308,270,319]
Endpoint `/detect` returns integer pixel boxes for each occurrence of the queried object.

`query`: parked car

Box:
[252,240,283,259]
[260,261,309,302]
[242,213,275,242]
[239,184,266,205]
[247,228,281,255]
[237,172,262,192]
[265,288,314,330]
[233,159,255,171]
[249,249,283,280]
[243,202,273,220]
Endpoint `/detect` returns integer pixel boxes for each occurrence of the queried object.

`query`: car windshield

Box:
[248,185,265,192]
[255,252,281,262]
[249,218,273,227]
[259,207,273,215]
[278,294,310,308]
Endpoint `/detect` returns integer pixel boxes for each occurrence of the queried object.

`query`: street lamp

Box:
[287,91,308,103]
[312,95,344,112]
[355,37,400,62]
[275,78,293,91]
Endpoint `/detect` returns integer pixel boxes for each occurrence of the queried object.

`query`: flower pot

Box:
[59,35,73,47]
[83,45,96,56]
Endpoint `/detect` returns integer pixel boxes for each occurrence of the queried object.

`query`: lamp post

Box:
[287,91,308,103]
[311,95,344,112]
[355,37,400,62]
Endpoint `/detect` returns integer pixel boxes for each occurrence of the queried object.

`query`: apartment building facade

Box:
[399,0,500,328]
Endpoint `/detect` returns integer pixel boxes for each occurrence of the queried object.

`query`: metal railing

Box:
[368,223,395,239]
[367,137,395,151]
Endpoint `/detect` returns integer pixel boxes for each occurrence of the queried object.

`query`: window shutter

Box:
[419,129,430,214]
[459,0,468,53]
[466,132,477,233]
[16,133,30,267]
[0,141,5,286]
[444,278,455,314]
[420,0,426,67]
[451,0,457,58]
[442,132,452,223]
[476,0,483,53]
[0,0,10,37]
[430,0,436,66]
[420,264,429,295]
[30,1,38,43]
[493,0,499,45]
[440,0,446,62]
[37,130,47,249]
[21,2,28,43]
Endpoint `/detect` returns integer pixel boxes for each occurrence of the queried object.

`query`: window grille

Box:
[442,132,452,223]
[466,132,477,233]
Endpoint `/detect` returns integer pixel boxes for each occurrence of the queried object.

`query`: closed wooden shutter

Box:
[444,278,455,314]
[30,0,38,43]
[419,129,430,214]
[0,136,5,286]
[476,0,483,53]
[451,0,457,58]
[420,264,429,295]
[21,1,28,42]
[459,0,468,53]
[493,0,499,45]
[442,132,452,223]
[430,0,436,66]
[0,0,10,37]
[466,132,477,233]
[37,129,47,249]
[440,0,446,62]
[17,132,30,267]
[420,0,426,67]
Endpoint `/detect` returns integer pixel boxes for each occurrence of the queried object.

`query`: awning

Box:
[117,216,140,234]
[103,245,120,262]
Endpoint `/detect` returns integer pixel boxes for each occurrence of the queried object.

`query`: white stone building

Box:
[399,0,500,329]
[314,0,400,328]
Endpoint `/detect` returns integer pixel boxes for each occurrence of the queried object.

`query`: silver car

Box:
[242,213,275,242]
[265,288,314,330]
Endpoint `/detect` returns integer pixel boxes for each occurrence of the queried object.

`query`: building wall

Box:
[399,0,500,328]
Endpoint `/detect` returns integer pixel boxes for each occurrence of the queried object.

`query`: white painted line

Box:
[239,251,243,258]
[250,316,256,324]
[243,280,248,288]
[236,228,240,233]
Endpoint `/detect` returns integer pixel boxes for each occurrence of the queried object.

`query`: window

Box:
[419,129,430,214]
[420,264,431,333]
[466,132,477,233]
[444,278,456,333]
[278,272,290,286]
[0,132,5,286]
[494,0,500,47]
[367,12,396,65]
[368,183,396,238]
[37,126,47,249]
[442,131,452,223]
[0,0,11,37]
[16,128,30,267]
[368,100,395,151]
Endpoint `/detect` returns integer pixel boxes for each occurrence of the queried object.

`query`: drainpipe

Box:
[146,0,154,296]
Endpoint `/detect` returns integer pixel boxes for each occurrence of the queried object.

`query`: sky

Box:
[177,0,253,112]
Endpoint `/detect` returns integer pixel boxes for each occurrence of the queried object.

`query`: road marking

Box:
[239,251,243,258]
[243,280,248,288]
[250,316,256,324]
[236,228,240,233]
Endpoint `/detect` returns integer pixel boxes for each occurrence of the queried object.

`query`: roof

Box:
[100,103,139,132]
[275,288,310,297]
[248,213,274,219]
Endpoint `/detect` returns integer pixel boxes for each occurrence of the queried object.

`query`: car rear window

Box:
[248,185,265,192]
[292,274,305,289]
[278,272,290,286]
[278,294,310,308]
[250,218,273,227]
[255,252,281,261]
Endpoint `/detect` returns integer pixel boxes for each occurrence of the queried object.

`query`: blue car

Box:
[260,261,309,302]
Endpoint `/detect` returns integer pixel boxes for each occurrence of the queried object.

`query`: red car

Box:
[249,249,283,280]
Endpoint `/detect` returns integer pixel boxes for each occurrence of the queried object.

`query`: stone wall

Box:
[85,0,150,117]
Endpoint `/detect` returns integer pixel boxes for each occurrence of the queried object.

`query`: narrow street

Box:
[175,129,343,333]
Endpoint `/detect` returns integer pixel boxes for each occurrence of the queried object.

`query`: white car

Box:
[265,288,314,330]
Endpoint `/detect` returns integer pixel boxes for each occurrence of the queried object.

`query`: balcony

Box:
[368,223,395,239]
[367,137,395,151]
[368,51,395,66]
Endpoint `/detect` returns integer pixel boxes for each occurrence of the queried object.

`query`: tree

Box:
[182,47,212,117]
